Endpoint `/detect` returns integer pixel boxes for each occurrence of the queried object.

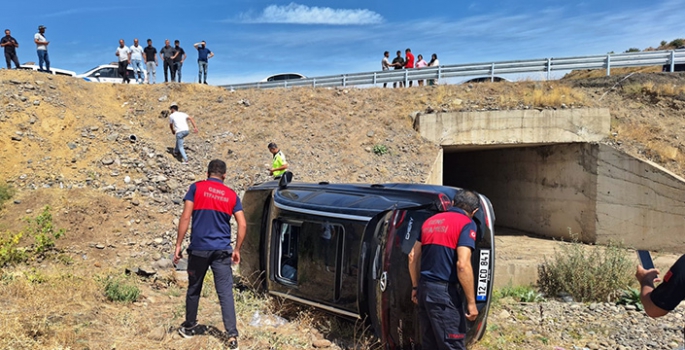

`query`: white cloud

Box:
[241,2,383,25]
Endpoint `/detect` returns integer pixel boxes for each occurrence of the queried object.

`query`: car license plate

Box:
[476,250,490,301]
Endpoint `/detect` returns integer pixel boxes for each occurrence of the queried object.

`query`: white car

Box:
[77,64,146,84]
[19,64,76,77]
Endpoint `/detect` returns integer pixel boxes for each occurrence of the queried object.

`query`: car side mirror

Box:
[94,73,101,77]
[278,171,293,188]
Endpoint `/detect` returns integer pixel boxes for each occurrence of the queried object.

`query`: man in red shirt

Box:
[405,48,415,87]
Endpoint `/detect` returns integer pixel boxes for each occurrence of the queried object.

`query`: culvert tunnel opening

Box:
[442,142,597,242]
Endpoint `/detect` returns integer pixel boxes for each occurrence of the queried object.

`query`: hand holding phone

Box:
[637,250,655,270]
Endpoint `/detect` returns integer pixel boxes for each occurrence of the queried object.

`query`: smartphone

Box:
[637,250,655,270]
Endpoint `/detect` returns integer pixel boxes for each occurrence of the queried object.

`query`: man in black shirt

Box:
[171,40,186,83]
[144,39,158,84]
[391,50,405,88]
[636,254,685,317]
[159,39,176,83]
[1,29,20,69]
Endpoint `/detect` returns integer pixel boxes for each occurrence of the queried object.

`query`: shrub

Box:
[24,206,65,255]
[624,48,640,53]
[104,276,141,303]
[616,287,643,311]
[669,39,684,48]
[495,284,545,303]
[372,144,388,156]
[537,235,634,302]
[0,184,14,207]
[0,231,27,266]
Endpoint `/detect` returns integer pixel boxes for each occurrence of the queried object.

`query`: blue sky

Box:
[2,0,683,84]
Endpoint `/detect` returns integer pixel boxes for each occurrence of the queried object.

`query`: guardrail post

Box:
[343,75,347,87]
[490,63,495,82]
[404,69,408,86]
[373,72,377,85]
[546,58,552,80]
[671,50,676,72]
[313,78,316,88]
[606,54,611,76]
[438,66,442,81]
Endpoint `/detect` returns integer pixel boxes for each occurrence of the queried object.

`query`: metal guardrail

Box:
[221,50,685,90]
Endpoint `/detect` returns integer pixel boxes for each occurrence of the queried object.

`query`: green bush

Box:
[616,287,643,311]
[24,206,65,254]
[669,39,684,48]
[0,184,14,207]
[0,231,27,266]
[495,284,545,302]
[624,48,640,53]
[372,144,388,156]
[104,276,141,303]
[537,236,634,302]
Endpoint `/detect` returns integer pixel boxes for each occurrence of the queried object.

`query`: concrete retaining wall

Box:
[595,145,685,251]
[418,108,611,146]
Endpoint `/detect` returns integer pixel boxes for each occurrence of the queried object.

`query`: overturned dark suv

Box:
[241,174,496,348]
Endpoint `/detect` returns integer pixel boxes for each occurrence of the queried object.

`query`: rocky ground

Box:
[1,68,685,349]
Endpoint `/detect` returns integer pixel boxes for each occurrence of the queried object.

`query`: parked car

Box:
[260,73,306,82]
[241,173,496,348]
[77,64,145,84]
[462,76,511,84]
[18,64,76,77]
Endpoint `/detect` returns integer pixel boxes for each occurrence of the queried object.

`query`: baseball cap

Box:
[169,102,178,109]
[38,25,46,30]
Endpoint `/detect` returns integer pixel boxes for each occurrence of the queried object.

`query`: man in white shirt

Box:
[168,103,198,164]
[115,39,131,84]
[129,38,146,84]
[34,25,50,72]
[381,51,391,88]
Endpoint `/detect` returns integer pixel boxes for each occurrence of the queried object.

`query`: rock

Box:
[367,131,375,137]
[158,95,168,102]
[106,133,119,142]
[147,328,166,341]
[124,176,131,184]
[13,200,21,204]
[153,258,174,270]
[312,339,332,348]
[11,136,22,141]
[33,100,40,106]
[153,238,164,245]
[131,199,140,206]
[101,158,115,165]
[26,209,33,214]
[9,79,22,84]
[151,252,162,261]
[95,244,105,249]
[67,142,77,150]
[152,175,168,183]
[497,310,511,319]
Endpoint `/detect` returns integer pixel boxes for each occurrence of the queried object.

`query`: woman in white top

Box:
[428,53,439,86]
[415,54,428,86]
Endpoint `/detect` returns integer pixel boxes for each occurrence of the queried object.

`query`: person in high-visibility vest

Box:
[267,142,288,179]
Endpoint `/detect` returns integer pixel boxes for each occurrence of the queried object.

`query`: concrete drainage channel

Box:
[417,108,685,264]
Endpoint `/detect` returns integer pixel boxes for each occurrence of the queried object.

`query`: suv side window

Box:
[276,221,300,283]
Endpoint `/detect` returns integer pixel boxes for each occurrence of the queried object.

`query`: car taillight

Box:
[389,210,406,231]
[439,193,452,211]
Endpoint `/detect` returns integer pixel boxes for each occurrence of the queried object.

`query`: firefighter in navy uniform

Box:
[408,190,480,350]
